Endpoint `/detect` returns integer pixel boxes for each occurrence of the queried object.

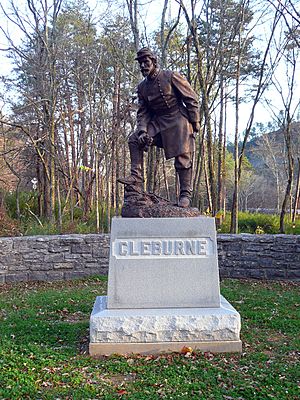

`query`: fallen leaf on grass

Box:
[117,389,127,395]
[181,346,193,355]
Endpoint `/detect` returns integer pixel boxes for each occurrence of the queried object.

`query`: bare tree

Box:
[230,1,283,232]
[292,157,300,223]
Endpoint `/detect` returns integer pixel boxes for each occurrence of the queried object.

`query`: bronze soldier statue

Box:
[119,47,200,208]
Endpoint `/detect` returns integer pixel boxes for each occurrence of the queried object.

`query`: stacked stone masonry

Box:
[0,234,110,284]
[0,233,299,284]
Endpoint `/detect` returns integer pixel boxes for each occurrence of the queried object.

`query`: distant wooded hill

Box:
[245,121,300,172]
[227,121,300,210]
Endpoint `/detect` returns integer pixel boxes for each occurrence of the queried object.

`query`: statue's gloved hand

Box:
[192,122,200,133]
[138,131,153,147]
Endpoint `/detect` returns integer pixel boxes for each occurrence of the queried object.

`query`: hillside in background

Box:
[227,121,300,211]
[245,121,300,172]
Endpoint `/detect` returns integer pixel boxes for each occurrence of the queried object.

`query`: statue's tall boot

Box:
[177,167,192,208]
[118,142,144,187]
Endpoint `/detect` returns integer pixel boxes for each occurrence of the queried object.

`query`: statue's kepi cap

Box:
[135,47,157,60]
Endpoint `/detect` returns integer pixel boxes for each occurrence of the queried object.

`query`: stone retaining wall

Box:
[0,234,299,283]
[217,234,299,281]
[0,234,110,284]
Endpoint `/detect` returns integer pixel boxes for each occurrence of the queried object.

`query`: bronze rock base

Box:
[121,184,202,218]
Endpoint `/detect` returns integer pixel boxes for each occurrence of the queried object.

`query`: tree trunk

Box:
[280,122,294,233]
[57,173,62,232]
[217,74,225,224]
[292,158,300,223]
[204,152,213,213]
[95,150,100,233]
[230,15,242,234]
[162,157,170,200]
[106,155,111,233]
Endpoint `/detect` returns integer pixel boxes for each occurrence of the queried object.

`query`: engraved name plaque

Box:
[112,238,214,259]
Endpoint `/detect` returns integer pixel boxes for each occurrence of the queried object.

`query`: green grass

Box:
[0,277,299,399]
[13,212,300,236]
[2,190,116,236]
[2,189,300,236]
[219,211,300,234]
[8,211,300,236]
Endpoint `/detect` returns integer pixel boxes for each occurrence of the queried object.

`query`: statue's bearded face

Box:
[138,56,155,77]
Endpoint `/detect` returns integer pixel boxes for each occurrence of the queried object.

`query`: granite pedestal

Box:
[89,217,242,355]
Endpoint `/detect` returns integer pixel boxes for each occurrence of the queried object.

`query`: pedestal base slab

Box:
[89,295,242,355]
[89,340,242,356]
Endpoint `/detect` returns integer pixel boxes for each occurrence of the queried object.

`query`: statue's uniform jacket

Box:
[133,69,200,159]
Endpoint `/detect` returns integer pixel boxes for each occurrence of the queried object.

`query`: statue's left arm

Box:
[172,72,200,131]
